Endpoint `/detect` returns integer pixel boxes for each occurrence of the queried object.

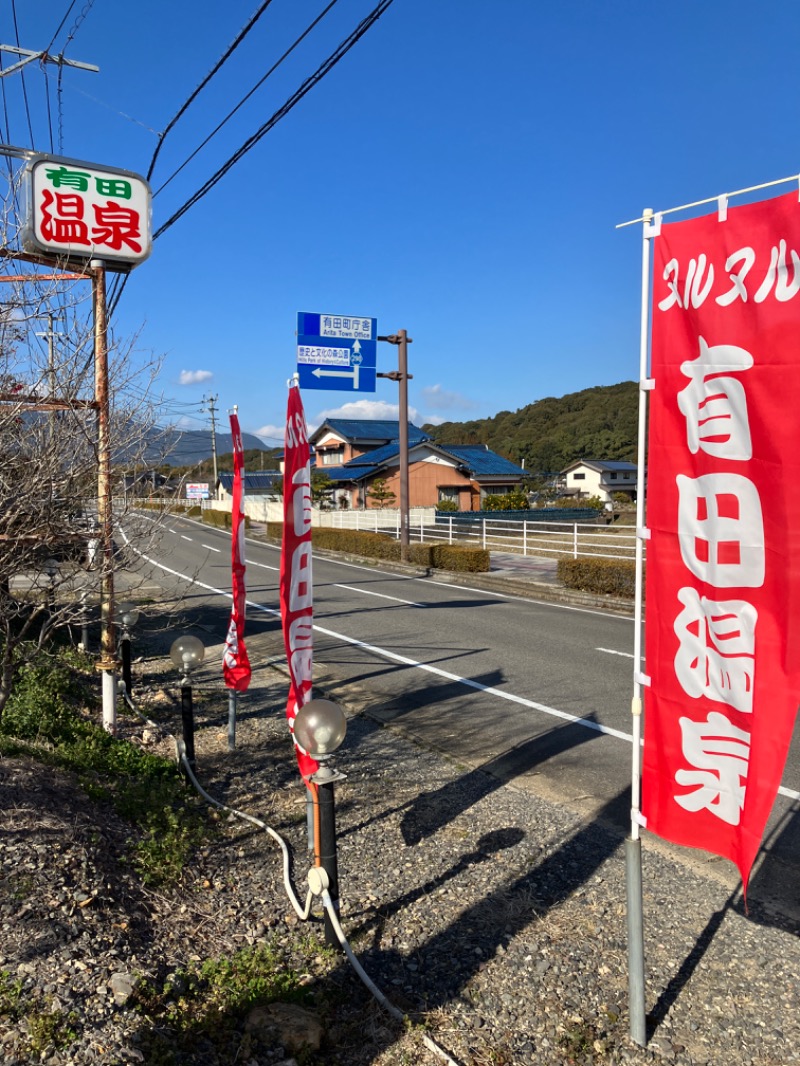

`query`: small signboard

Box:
[186,483,210,500]
[296,312,377,392]
[23,152,152,270]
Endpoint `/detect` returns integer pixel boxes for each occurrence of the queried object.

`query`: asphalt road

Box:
[123,513,800,923]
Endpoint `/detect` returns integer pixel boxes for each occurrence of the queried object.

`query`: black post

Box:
[121,633,132,696]
[317,778,340,947]
[181,681,196,778]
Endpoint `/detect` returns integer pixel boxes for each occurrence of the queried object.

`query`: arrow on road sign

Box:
[312,364,361,388]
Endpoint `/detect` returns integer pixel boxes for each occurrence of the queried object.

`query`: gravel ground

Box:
[1,620,799,1066]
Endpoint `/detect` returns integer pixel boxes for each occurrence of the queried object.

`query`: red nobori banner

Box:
[222,412,251,692]
[279,386,319,780]
[643,190,800,885]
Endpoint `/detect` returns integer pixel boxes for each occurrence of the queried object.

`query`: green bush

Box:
[260,524,489,572]
[436,500,459,512]
[557,557,636,597]
[187,505,202,517]
[482,491,529,512]
[430,544,490,572]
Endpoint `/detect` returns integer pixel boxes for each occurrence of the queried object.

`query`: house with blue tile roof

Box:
[309,419,526,510]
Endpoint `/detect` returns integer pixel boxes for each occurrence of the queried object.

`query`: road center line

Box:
[181,535,193,542]
[334,584,423,607]
[596,647,635,659]
[121,530,800,803]
[201,544,221,553]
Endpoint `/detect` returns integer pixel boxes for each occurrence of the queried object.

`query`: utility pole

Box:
[378,331,413,562]
[34,309,64,445]
[91,259,117,734]
[205,393,219,488]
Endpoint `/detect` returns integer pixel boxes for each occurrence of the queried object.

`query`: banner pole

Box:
[627,207,656,1047]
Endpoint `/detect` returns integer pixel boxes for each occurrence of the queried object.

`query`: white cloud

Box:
[419,384,477,411]
[178,369,213,386]
[254,425,286,446]
[314,398,419,423]
[423,414,444,426]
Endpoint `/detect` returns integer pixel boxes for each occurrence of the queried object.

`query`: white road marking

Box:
[250,560,279,571]
[201,544,221,553]
[334,584,423,607]
[597,647,635,659]
[119,529,800,804]
[181,535,193,542]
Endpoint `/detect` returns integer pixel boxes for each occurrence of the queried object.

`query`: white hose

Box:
[178,744,314,921]
[123,688,463,1065]
[319,889,460,1066]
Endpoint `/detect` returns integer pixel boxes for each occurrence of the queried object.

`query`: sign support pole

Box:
[92,258,118,733]
[378,330,413,562]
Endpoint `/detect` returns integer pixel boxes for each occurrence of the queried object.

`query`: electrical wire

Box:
[10,0,35,147]
[146,0,278,183]
[46,0,80,53]
[153,0,395,242]
[153,0,341,198]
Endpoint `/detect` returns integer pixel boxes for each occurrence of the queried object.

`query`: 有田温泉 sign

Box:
[642,191,800,887]
[23,153,152,269]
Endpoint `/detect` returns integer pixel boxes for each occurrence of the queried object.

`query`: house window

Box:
[610,472,618,480]
[623,473,631,480]
[438,487,460,504]
[573,472,586,480]
[319,448,343,466]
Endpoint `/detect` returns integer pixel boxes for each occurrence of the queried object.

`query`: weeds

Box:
[132,942,318,1063]
[0,972,77,1055]
[0,643,214,886]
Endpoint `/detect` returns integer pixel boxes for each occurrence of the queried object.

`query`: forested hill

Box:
[422,381,638,474]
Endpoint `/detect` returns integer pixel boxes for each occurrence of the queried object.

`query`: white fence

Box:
[418,515,638,562]
[181,500,639,563]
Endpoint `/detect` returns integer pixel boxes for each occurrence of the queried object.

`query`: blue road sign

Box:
[296,312,378,392]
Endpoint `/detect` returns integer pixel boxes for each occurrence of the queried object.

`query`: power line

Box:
[10,0,35,146]
[153,0,395,242]
[107,0,394,317]
[146,0,277,183]
[153,0,341,198]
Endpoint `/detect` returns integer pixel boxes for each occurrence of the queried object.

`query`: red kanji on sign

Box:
[91,201,142,254]
[39,188,90,246]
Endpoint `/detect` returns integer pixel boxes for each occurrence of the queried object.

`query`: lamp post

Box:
[293,698,348,948]
[115,600,140,696]
[170,635,205,778]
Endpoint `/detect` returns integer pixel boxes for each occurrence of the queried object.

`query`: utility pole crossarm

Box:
[0,44,99,77]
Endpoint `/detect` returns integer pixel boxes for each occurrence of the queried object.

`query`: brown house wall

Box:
[361,463,479,510]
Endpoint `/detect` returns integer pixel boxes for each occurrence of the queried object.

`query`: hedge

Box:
[264,524,489,573]
[557,557,636,598]
[202,510,250,530]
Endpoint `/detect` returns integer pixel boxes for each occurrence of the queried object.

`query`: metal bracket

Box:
[644,212,662,238]
[639,377,655,391]
[636,526,651,541]
[635,671,651,688]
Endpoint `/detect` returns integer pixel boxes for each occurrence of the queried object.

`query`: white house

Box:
[559,459,640,503]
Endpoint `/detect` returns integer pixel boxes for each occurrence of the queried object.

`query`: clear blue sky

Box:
[4,1,799,448]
